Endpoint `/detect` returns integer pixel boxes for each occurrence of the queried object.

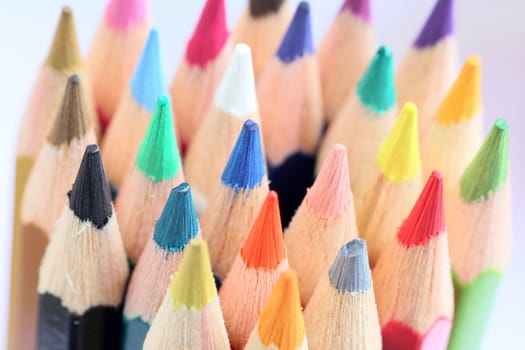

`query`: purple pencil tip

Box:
[413,0,454,48]
[341,0,371,22]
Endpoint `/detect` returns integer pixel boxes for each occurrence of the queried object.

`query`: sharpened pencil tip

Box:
[240,191,285,269]
[342,0,371,22]
[249,0,286,17]
[329,239,372,293]
[69,145,113,229]
[130,28,167,113]
[460,119,509,202]
[48,74,91,146]
[46,7,83,71]
[221,119,266,190]
[153,183,199,252]
[105,0,148,30]
[276,1,313,62]
[397,171,445,247]
[414,0,454,48]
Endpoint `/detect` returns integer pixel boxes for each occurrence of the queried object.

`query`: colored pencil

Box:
[201,119,268,280]
[171,0,232,152]
[102,28,168,189]
[421,56,483,199]
[88,0,150,130]
[184,43,259,213]
[122,182,200,349]
[9,75,96,350]
[373,171,453,350]
[244,269,307,350]
[318,0,375,123]
[143,239,230,349]
[318,45,397,190]
[231,0,292,81]
[447,119,511,350]
[37,144,129,349]
[396,0,457,136]
[285,143,358,305]
[219,191,288,349]
[357,102,422,266]
[116,96,184,263]
[258,1,323,226]
[304,238,381,350]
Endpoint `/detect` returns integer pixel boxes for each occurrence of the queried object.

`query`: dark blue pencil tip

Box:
[328,239,372,293]
[130,28,168,113]
[413,0,454,48]
[276,1,313,63]
[153,182,199,252]
[221,119,266,190]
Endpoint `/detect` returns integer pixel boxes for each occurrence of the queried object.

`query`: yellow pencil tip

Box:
[377,102,421,183]
[169,239,217,310]
[257,269,306,349]
[437,55,482,125]
[46,7,84,71]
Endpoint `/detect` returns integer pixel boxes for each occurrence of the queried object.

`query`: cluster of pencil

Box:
[9,0,511,349]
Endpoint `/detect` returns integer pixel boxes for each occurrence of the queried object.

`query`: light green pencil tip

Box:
[356,45,396,114]
[460,119,509,202]
[136,96,181,182]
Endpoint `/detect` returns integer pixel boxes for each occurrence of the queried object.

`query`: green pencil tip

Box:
[136,96,181,182]
[356,45,396,114]
[460,119,509,202]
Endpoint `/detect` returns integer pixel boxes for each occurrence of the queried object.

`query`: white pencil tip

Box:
[214,43,258,118]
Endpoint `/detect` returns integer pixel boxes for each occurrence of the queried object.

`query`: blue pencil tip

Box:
[328,239,372,293]
[356,46,396,113]
[130,28,168,113]
[413,0,454,48]
[221,119,266,190]
[276,1,313,63]
[153,182,199,252]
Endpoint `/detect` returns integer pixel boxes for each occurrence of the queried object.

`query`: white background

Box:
[1,0,524,348]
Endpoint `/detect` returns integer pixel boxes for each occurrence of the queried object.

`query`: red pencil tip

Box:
[397,171,445,247]
[240,191,286,269]
[186,0,229,67]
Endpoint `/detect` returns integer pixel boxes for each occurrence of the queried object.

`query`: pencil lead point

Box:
[105,0,148,30]
[276,1,313,63]
[257,269,305,348]
[46,7,83,71]
[356,46,396,113]
[329,239,372,292]
[460,119,509,202]
[214,44,258,118]
[136,96,182,182]
[397,171,445,246]
[48,74,90,146]
[308,144,351,218]
[169,239,217,309]
[437,55,482,124]
[153,183,199,252]
[69,145,113,228]
[342,0,371,22]
[240,191,285,269]
[249,0,287,17]
[414,0,454,48]
[221,120,266,189]
[377,102,421,183]
[186,0,229,66]
[130,28,167,113]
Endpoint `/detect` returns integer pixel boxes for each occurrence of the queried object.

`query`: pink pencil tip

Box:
[186,0,229,67]
[307,144,351,218]
[342,0,371,22]
[397,170,445,247]
[105,0,148,30]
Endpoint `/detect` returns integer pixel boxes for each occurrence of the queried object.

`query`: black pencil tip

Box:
[68,145,113,228]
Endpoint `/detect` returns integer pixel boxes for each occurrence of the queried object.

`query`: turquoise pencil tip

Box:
[130,28,167,113]
[356,46,396,114]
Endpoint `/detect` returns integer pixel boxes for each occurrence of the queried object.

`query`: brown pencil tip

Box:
[46,7,84,71]
[48,74,91,146]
